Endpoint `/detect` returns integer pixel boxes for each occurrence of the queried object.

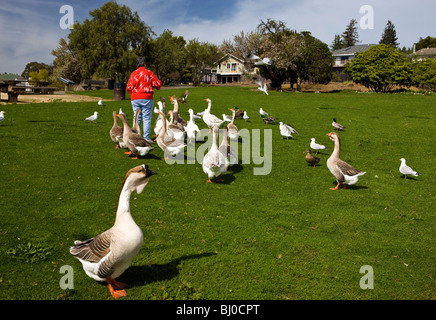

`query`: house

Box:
[332,44,376,81]
[204,54,254,84]
[412,47,436,61]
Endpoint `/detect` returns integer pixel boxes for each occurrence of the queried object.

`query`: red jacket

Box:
[127,67,162,100]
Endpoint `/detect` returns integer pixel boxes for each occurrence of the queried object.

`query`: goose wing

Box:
[336,159,362,176]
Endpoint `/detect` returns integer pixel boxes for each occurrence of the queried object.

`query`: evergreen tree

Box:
[380,20,399,48]
[331,34,344,50]
[342,19,359,47]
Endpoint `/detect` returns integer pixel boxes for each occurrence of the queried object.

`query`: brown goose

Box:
[169,95,187,127]
[117,113,153,159]
[326,132,366,190]
[70,164,157,299]
[167,110,185,142]
[303,149,320,168]
[110,111,124,149]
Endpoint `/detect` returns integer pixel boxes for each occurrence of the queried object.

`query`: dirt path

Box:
[0,92,102,105]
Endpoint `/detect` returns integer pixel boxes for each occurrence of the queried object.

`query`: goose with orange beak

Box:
[326,132,365,190]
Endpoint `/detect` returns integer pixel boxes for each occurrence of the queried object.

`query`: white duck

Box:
[279,122,298,139]
[310,138,327,154]
[202,125,227,182]
[227,108,240,141]
[70,164,157,299]
[185,108,201,143]
[84,111,98,121]
[202,98,224,131]
[0,111,5,123]
[326,132,366,190]
[399,158,421,179]
[117,113,154,159]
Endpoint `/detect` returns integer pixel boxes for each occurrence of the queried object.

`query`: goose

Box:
[332,118,346,131]
[156,111,186,158]
[202,98,224,131]
[279,122,298,139]
[169,96,187,127]
[70,164,157,299]
[227,108,240,141]
[219,127,237,171]
[399,158,421,179]
[132,108,141,135]
[118,108,126,116]
[259,108,269,117]
[303,149,320,168]
[310,138,327,154]
[243,111,250,120]
[202,125,227,182]
[185,108,201,143]
[110,111,124,149]
[154,99,167,137]
[84,111,98,121]
[167,110,185,142]
[0,111,5,123]
[98,99,105,106]
[326,132,366,190]
[117,113,153,159]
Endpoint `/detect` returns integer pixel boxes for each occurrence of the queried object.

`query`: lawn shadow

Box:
[120,252,217,287]
[330,181,368,190]
[399,175,421,181]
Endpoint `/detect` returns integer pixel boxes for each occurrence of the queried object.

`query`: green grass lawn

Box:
[0,86,435,300]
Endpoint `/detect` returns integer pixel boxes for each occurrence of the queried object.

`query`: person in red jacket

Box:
[127,56,162,143]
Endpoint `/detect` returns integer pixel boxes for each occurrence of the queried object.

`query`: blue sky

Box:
[1,0,435,74]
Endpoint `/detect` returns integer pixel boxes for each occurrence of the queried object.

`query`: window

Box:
[227,63,231,69]
[231,63,237,71]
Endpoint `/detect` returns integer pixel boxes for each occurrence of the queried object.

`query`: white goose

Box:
[70,164,157,299]
[185,108,201,143]
[227,108,240,141]
[326,132,366,190]
[156,111,186,158]
[202,125,227,182]
[154,100,168,137]
[399,158,421,179]
[202,98,224,131]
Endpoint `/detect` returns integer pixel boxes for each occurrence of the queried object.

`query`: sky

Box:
[1,0,435,75]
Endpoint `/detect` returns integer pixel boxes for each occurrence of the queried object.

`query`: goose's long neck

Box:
[114,180,134,226]
[231,111,235,124]
[120,116,133,134]
[331,137,341,159]
[207,101,212,112]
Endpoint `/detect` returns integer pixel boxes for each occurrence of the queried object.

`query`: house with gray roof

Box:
[332,44,376,81]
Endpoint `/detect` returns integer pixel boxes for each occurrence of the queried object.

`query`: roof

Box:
[332,44,376,56]
[415,48,436,56]
[214,54,245,65]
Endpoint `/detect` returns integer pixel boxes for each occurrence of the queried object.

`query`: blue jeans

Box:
[131,99,153,140]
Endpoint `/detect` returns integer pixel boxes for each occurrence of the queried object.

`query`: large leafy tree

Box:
[412,59,436,92]
[414,36,436,50]
[185,39,220,85]
[68,1,152,83]
[50,38,82,83]
[379,20,399,48]
[149,29,186,85]
[344,44,413,92]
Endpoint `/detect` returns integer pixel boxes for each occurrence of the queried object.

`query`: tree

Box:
[342,19,359,47]
[50,38,82,83]
[185,39,220,85]
[414,36,436,50]
[21,62,52,79]
[412,59,436,91]
[149,30,186,85]
[379,20,399,48]
[68,2,152,83]
[331,34,344,50]
[344,44,413,92]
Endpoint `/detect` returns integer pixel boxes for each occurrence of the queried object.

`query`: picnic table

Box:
[0,80,56,102]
